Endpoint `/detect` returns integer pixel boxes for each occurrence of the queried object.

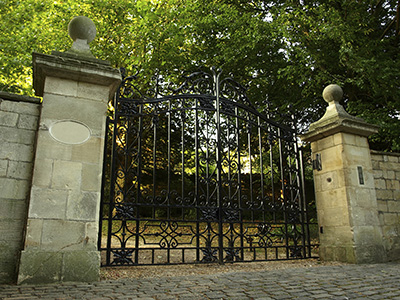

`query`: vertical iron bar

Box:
[167,100,171,219]
[257,116,265,221]
[278,128,289,258]
[195,98,200,262]
[152,107,157,216]
[269,128,276,223]
[214,69,224,263]
[235,107,244,260]
[247,114,253,221]
[135,104,144,265]
[181,101,185,207]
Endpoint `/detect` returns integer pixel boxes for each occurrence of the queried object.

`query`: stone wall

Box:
[371,151,400,261]
[0,92,41,283]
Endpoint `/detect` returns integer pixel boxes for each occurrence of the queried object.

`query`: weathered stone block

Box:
[66,191,99,221]
[316,135,334,151]
[44,76,78,97]
[354,243,387,263]
[0,244,22,283]
[394,189,400,200]
[24,219,43,248]
[0,159,8,176]
[35,131,72,161]
[384,170,396,180]
[343,145,371,166]
[319,170,341,191]
[355,135,369,148]
[376,189,393,201]
[0,178,30,200]
[7,161,33,180]
[373,169,383,179]
[0,110,18,127]
[375,179,386,189]
[0,142,34,162]
[0,127,36,145]
[320,206,350,227]
[17,114,39,130]
[353,226,384,247]
[29,187,68,219]
[316,187,348,209]
[371,153,384,162]
[342,133,357,145]
[32,158,53,187]
[351,188,378,209]
[62,250,100,282]
[18,250,63,284]
[377,200,388,212]
[372,159,381,170]
[40,220,86,251]
[0,259,18,284]
[85,222,99,250]
[51,160,82,190]
[388,155,399,163]
[77,81,109,103]
[386,179,399,190]
[71,137,103,164]
[387,201,400,213]
[380,161,399,171]
[319,145,344,170]
[320,225,354,245]
[383,213,399,225]
[0,199,27,220]
[82,163,101,192]
[41,94,107,135]
[0,101,40,115]
[0,219,25,242]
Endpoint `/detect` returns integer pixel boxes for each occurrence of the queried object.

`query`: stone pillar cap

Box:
[67,16,96,58]
[301,84,379,142]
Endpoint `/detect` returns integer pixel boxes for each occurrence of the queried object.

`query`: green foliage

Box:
[1,0,399,150]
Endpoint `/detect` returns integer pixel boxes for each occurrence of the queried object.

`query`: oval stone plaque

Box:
[49,120,91,145]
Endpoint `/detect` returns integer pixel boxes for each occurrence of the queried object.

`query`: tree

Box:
[1,0,399,151]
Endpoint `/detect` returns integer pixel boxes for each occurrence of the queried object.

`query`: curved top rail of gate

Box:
[115,67,296,140]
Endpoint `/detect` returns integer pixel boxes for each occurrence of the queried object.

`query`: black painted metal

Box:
[99,68,315,266]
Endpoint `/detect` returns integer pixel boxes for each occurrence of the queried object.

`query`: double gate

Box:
[99,68,315,266]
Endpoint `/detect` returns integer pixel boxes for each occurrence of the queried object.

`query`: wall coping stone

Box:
[33,52,121,99]
[0,91,41,104]
[371,150,400,158]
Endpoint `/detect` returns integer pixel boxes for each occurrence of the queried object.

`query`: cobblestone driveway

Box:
[1,262,399,299]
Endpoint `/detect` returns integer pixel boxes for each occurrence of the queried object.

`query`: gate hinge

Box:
[312,153,322,171]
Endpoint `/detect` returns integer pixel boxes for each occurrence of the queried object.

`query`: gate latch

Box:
[313,153,322,171]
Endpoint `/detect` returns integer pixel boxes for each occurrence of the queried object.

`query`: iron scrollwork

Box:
[99,67,315,267]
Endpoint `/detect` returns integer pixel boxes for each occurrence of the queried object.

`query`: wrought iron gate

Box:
[99,68,315,266]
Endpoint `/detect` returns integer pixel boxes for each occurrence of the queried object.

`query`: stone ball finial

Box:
[68,16,96,44]
[323,84,343,104]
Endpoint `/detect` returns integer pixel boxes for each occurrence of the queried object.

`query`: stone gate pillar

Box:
[301,84,386,263]
[18,17,121,284]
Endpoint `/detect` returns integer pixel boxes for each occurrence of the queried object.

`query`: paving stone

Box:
[0,262,399,299]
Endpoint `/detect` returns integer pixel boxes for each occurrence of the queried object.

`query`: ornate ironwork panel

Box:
[98,68,317,266]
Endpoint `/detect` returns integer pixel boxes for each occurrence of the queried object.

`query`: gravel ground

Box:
[100,258,345,280]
